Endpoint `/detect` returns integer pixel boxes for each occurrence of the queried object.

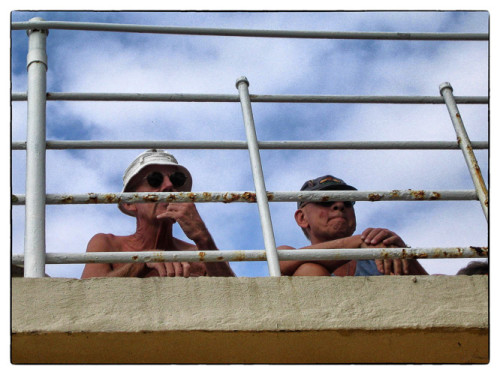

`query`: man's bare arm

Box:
[279,236,364,276]
[157,203,235,277]
[81,234,146,278]
[194,235,235,277]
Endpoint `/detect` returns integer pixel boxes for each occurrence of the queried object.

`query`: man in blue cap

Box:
[279,175,427,276]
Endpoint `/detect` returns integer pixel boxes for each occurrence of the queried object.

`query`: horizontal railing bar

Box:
[11,140,489,150]
[11,92,489,104]
[11,190,479,206]
[11,20,489,41]
[11,247,488,265]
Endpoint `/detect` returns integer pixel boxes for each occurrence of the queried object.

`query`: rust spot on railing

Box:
[410,190,425,200]
[368,193,382,201]
[143,194,159,202]
[267,192,275,201]
[233,251,247,262]
[470,246,488,257]
[188,193,196,201]
[103,193,116,203]
[60,195,73,203]
[430,192,441,200]
[223,192,240,203]
[88,193,98,203]
[198,251,206,261]
[202,192,212,201]
[456,112,461,119]
[242,192,257,202]
[430,249,451,258]
[390,190,400,198]
[165,193,177,202]
[380,250,390,259]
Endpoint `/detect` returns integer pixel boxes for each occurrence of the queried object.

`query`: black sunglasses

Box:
[146,171,188,189]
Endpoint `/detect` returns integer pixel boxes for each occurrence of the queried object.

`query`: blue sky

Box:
[10,10,489,278]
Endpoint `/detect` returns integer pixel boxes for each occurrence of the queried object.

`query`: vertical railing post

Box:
[24,17,48,277]
[440,82,488,220]
[236,77,281,276]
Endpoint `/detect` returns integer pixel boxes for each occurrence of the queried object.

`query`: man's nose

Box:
[331,201,345,211]
[160,174,175,191]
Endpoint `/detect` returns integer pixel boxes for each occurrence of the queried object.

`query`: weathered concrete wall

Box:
[12,275,488,363]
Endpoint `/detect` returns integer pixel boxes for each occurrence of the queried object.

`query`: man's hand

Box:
[155,203,234,276]
[360,227,406,247]
[156,203,210,243]
[146,261,191,277]
[360,227,426,275]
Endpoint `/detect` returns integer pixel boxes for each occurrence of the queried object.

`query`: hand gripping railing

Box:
[12,18,489,277]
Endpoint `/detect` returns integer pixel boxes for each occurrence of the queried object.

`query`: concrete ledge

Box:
[12,276,488,363]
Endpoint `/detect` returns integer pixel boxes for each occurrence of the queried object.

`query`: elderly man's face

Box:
[128,165,188,221]
[296,201,357,244]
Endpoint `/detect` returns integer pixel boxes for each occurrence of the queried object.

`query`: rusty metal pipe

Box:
[440,82,488,220]
[11,190,480,206]
[236,77,281,277]
[11,247,488,265]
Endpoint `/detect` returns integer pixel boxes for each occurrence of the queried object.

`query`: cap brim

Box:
[297,184,357,208]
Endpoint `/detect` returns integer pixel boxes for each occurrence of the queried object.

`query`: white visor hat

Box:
[118,149,193,216]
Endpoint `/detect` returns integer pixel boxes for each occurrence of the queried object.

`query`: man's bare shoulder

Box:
[173,237,198,251]
[277,245,296,250]
[87,233,127,252]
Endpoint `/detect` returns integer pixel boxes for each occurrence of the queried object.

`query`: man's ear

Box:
[122,202,138,214]
[294,208,309,230]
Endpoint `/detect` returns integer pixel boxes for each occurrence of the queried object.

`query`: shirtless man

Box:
[81,149,235,278]
[279,175,428,277]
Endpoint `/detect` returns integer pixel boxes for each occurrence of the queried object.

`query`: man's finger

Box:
[384,259,393,275]
[393,259,403,275]
[403,259,411,275]
[165,262,176,277]
[173,262,183,277]
[149,262,167,277]
[182,262,191,278]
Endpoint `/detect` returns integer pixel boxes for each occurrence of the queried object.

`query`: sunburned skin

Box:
[82,157,235,279]
[279,199,428,277]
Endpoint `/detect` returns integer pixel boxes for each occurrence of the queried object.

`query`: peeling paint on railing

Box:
[11,190,479,205]
[11,247,487,265]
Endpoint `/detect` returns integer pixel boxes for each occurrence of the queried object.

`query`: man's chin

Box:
[153,203,170,215]
[327,226,354,239]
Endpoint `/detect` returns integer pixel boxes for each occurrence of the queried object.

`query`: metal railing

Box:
[11,18,489,277]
